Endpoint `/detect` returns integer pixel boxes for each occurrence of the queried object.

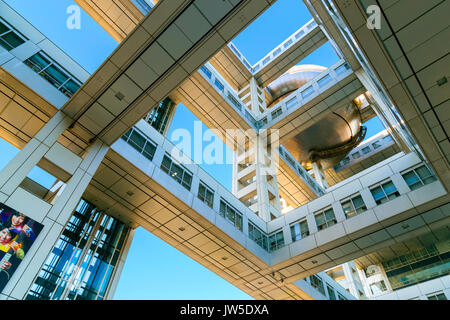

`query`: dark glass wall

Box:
[143,97,175,135]
[26,200,130,300]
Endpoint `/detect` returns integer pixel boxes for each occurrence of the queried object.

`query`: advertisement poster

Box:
[0,203,43,292]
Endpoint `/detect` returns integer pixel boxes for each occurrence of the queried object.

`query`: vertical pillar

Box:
[311,161,329,189]
[0,110,109,300]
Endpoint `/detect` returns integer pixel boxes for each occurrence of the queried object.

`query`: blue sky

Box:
[2,0,384,300]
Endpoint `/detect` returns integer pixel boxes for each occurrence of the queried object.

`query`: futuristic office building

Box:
[0,0,448,300]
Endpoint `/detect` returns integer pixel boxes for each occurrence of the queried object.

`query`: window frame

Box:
[197,181,214,208]
[290,219,310,242]
[314,207,337,231]
[370,180,400,205]
[160,153,193,191]
[340,193,367,219]
[268,229,284,251]
[401,164,437,191]
[0,18,28,51]
[23,51,82,97]
[219,198,243,231]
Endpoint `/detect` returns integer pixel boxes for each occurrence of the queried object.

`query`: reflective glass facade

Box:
[26,200,130,300]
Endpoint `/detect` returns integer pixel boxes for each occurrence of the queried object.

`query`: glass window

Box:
[121,128,157,161]
[219,199,243,231]
[26,199,129,300]
[341,194,367,218]
[352,151,361,159]
[370,280,387,295]
[310,275,325,295]
[283,39,293,48]
[290,220,309,242]
[214,79,224,92]
[286,96,298,109]
[0,19,27,51]
[24,51,82,97]
[273,48,282,57]
[338,293,347,300]
[372,140,382,149]
[327,285,336,300]
[402,165,437,191]
[315,208,337,231]
[248,221,268,251]
[318,74,332,87]
[383,135,393,143]
[301,86,314,99]
[200,65,212,78]
[198,181,214,208]
[271,108,282,119]
[427,292,447,300]
[269,230,284,251]
[295,30,305,39]
[335,63,350,75]
[370,180,400,205]
[160,153,192,190]
[263,57,270,65]
[361,146,371,154]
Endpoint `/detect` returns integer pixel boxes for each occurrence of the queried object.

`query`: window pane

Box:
[27,53,50,72]
[129,130,146,151]
[415,165,432,179]
[1,31,25,49]
[143,142,156,160]
[44,64,69,87]
[161,156,171,173]
[371,186,385,201]
[315,214,325,227]
[0,21,9,34]
[324,209,335,221]
[341,200,354,217]
[61,79,81,97]
[352,195,365,209]
[372,141,382,149]
[382,181,397,195]
[403,171,420,187]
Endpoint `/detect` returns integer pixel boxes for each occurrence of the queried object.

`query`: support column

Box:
[232,130,282,221]
[0,110,109,300]
[311,161,329,189]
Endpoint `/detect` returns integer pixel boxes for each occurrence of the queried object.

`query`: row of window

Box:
[308,275,348,300]
[264,64,351,127]
[122,127,436,257]
[24,51,82,98]
[0,17,82,98]
[0,18,27,51]
[122,127,157,161]
[160,153,193,191]
[219,199,243,231]
[252,21,317,72]
[338,135,393,168]
[289,164,437,242]
[200,65,244,113]
[278,146,325,196]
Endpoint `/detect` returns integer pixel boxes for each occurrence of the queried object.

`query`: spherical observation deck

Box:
[268,65,365,170]
[266,64,327,107]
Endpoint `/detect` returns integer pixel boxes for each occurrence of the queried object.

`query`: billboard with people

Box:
[0,203,43,292]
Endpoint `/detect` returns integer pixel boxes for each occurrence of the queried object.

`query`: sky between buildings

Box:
[2,0,384,299]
